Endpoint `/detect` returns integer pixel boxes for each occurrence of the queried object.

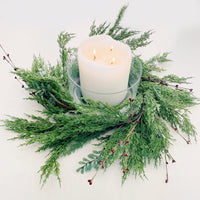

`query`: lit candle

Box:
[93,49,96,60]
[78,35,132,105]
[110,57,115,65]
[110,45,113,51]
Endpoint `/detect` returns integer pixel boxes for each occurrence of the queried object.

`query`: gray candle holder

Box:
[66,52,142,105]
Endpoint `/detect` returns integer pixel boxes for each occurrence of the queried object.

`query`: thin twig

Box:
[164,154,169,183]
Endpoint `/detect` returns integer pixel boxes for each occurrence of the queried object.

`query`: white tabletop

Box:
[0,0,200,199]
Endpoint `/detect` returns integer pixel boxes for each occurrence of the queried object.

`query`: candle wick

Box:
[93,49,96,60]
[111,58,115,65]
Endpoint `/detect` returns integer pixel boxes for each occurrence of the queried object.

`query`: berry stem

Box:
[0,44,16,69]
[164,154,169,183]
[88,110,144,184]
[142,76,193,92]
[167,152,176,163]
[173,127,190,144]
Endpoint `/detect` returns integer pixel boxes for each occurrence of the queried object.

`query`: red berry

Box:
[89,182,92,185]
[136,120,140,123]
[3,56,6,60]
[129,98,132,102]
[174,127,177,131]
[160,80,164,84]
[129,114,133,118]
[99,160,102,163]
[123,170,126,174]
[175,85,178,88]
[172,159,176,163]
[165,179,168,183]
[88,179,92,182]
[118,141,121,145]
[189,89,193,92]
[126,168,130,171]
[125,140,129,144]
[131,99,134,102]
[187,140,190,144]
[124,154,128,157]
[111,148,115,153]
[102,164,104,169]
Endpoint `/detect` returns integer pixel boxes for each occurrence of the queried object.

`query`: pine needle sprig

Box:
[125,30,153,51]
[110,27,139,41]
[108,4,128,36]
[162,74,193,84]
[89,6,152,51]
[89,21,110,36]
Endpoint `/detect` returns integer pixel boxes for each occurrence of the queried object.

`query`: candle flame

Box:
[110,45,113,51]
[93,49,96,60]
[111,57,115,65]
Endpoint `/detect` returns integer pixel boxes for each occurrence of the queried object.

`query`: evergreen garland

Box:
[1,5,198,186]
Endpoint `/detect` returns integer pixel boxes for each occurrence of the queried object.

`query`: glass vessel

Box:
[67,52,142,105]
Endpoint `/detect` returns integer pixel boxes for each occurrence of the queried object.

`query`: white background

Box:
[0,0,200,199]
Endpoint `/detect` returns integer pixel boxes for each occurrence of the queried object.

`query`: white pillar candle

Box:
[77,35,132,105]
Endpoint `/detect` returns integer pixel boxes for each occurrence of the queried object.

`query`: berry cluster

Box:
[129,98,134,102]
[88,179,92,185]
[123,168,130,174]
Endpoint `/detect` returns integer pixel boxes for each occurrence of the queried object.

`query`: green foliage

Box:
[77,150,102,174]
[108,5,128,36]
[126,30,153,51]
[89,21,110,36]
[3,6,198,187]
[89,6,151,51]
[57,32,75,69]
[14,66,75,113]
[162,74,192,84]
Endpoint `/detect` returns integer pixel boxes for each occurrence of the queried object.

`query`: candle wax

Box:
[78,35,132,105]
